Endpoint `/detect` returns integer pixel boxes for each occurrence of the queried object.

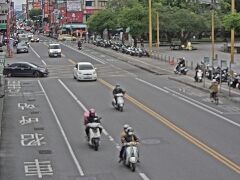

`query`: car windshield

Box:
[50,45,60,49]
[18,43,27,47]
[79,64,94,70]
[19,38,28,42]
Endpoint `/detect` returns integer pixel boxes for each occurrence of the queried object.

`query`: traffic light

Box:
[37,20,39,22]
[25,19,28,22]
[58,16,63,20]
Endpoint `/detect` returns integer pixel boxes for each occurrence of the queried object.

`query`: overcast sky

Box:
[13,0,26,7]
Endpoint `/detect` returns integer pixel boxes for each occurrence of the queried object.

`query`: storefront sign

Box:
[66,12,83,23]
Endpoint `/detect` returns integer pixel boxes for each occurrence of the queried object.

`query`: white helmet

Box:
[212,79,217,83]
[123,124,129,132]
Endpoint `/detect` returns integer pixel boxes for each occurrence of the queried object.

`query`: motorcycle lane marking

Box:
[38,80,85,176]
[58,79,149,179]
[98,78,240,174]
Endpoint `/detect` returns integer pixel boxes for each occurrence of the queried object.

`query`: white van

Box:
[48,43,61,57]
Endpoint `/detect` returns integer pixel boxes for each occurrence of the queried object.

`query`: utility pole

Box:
[230,0,235,77]
[148,0,152,57]
[7,6,12,57]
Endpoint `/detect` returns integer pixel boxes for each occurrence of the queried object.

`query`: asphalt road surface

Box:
[0,35,240,180]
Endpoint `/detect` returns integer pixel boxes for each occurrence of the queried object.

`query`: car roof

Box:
[49,43,60,46]
[77,62,93,65]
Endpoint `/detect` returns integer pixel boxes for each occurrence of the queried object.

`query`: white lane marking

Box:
[140,173,150,180]
[58,79,150,179]
[42,60,47,65]
[60,43,106,64]
[178,97,240,128]
[38,80,84,176]
[30,45,40,58]
[136,78,169,93]
[164,87,223,114]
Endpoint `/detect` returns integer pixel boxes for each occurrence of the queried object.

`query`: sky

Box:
[13,0,26,7]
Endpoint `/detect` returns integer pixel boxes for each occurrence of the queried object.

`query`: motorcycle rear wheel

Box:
[119,106,123,112]
[94,142,99,151]
[130,163,135,172]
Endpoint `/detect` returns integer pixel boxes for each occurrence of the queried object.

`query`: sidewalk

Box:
[78,41,240,104]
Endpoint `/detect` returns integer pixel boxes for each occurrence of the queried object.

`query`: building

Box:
[0,0,15,33]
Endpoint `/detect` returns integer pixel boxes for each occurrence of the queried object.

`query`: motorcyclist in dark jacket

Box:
[176,57,186,72]
[113,84,125,104]
[78,40,82,48]
[85,109,102,139]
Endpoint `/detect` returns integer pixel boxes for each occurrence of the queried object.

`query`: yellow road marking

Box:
[98,78,240,174]
[61,53,66,57]
[68,59,76,64]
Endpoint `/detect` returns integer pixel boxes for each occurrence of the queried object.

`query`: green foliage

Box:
[223,13,240,34]
[29,9,42,20]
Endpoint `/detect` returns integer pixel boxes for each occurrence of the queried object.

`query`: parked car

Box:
[3,62,49,77]
[73,62,97,81]
[16,42,29,54]
[48,43,61,57]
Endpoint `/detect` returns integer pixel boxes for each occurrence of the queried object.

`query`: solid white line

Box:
[58,79,88,112]
[139,173,150,180]
[42,60,47,65]
[38,80,85,176]
[136,78,169,93]
[164,87,223,114]
[178,96,240,128]
[30,45,40,58]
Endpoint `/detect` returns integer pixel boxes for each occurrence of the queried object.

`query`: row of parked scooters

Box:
[93,39,150,57]
[194,65,240,90]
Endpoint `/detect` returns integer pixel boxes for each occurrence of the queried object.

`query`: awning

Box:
[64,24,87,29]
[0,24,7,29]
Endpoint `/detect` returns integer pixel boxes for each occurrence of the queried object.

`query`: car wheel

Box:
[74,75,76,79]
[59,55,61,57]
[33,71,40,77]
[6,71,13,77]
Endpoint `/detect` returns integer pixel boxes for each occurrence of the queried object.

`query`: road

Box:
[0,35,240,180]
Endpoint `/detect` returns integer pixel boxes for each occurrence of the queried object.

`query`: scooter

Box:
[112,92,126,112]
[78,46,82,50]
[174,64,188,75]
[194,69,203,82]
[122,142,139,172]
[86,117,102,151]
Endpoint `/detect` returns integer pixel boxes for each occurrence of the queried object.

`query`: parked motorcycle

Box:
[86,117,102,151]
[194,69,203,82]
[174,64,188,75]
[228,76,240,89]
[121,142,139,172]
[112,92,126,112]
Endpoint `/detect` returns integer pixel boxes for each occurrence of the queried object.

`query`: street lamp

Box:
[148,0,152,57]
[156,9,160,55]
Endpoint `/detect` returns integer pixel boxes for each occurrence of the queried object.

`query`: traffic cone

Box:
[170,59,174,65]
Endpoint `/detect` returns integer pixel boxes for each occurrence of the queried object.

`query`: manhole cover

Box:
[31,111,40,114]
[141,139,161,144]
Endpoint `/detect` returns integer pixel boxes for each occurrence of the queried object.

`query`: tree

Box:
[29,9,42,20]
[223,13,240,34]
[118,3,148,46]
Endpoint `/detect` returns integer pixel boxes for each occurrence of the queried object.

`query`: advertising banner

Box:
[44,0,48,18]
[67,1,81,12]
[33,2,41,9]
[59,7,66,24]
[66,12,83,23]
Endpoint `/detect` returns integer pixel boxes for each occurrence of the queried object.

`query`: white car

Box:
[73,62,97,81]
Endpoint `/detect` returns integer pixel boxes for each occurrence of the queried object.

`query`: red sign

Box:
[44,0,48,18]
[59,7,66,24]
[66,12,83,23]
[83,9,98,15]
[33,2,41,9]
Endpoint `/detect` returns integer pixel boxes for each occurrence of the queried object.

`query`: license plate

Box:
[54,54,57,56]
[21,49,24,52]
[85,76,91,79]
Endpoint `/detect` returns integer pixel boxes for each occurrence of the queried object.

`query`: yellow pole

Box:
[157,11,160,55]
[230,0,235,76]
[149,0,152,57]
[211,9,214,60]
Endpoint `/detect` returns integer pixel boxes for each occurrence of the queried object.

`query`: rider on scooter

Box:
[113,84,125,104]
[85,109,102,140]
[209,79,218,102]
[119,127,140,163]
[176,57,186,73]
[118,124,130,162]
[78,39,82,48]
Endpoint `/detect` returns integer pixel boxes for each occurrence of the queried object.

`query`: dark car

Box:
[3,62,49,77]
[16,42,29,54]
